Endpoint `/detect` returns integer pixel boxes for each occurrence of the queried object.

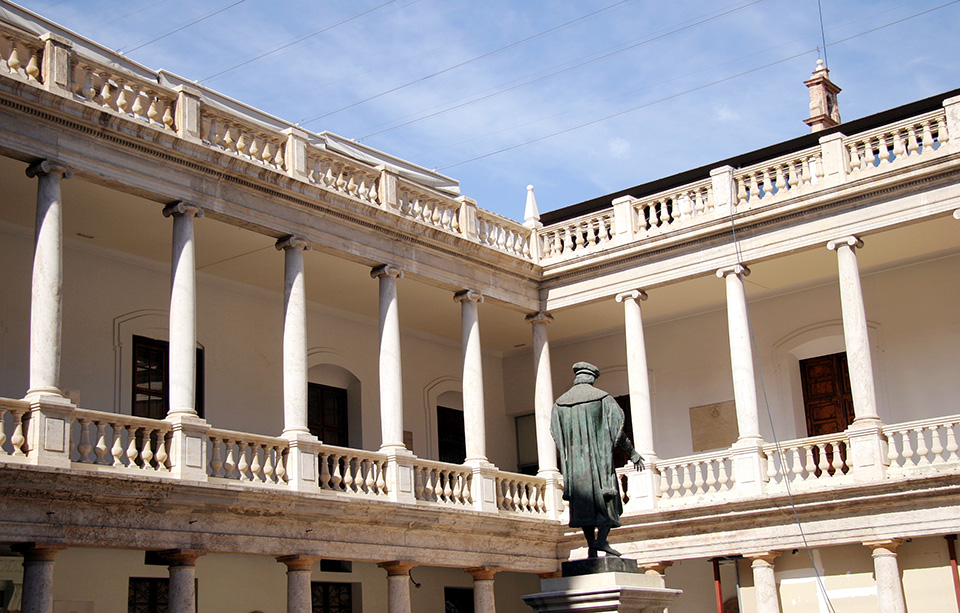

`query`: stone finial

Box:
[523,185,542,229]
[804,59,841,132]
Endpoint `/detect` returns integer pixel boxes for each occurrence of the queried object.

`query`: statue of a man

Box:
[551,362,644,557]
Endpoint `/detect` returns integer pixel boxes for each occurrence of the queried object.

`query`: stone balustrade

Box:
[649,451,735,504]
[495,472,547,514]
[764,433,850,489]
[71,408,173,473]
[844,109,949,175]
[0,24,42,84]
[318,444,389,496]
[412,458,473,507]
[206,428,288,485]
[3,18,959,276]
[0,398,29,459]
[884,415,960,473]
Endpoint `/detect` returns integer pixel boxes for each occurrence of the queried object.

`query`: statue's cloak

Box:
[550,383,626,528]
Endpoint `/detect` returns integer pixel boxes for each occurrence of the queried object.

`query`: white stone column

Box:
[277,555,320,613]
[466,566,501,613]
[746,551,782,613]
[615,290,656,460]
[717,265,761,443]
[372,265,405,452]
[525,311,558,477]
[455,289,487,464]
[13,543,63,613]
[866,540,907,613]
[827,237,879,424]
[378,561,417,613]
[277,236,312,437]
[163,203,204,417]
[25,161,73,399]
[161,550,204,613]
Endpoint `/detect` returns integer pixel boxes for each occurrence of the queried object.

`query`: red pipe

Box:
[947,535,960,613]
[712,557,724,613]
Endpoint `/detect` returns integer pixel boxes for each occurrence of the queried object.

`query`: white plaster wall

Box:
[0,222,516,469]
[503,252,960,459]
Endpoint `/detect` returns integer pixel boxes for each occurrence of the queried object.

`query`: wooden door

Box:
[800,352,855,436]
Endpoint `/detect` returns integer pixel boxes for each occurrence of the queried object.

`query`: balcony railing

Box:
[2,16,956,274]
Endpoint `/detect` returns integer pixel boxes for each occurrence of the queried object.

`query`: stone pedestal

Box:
[523,559,681,612]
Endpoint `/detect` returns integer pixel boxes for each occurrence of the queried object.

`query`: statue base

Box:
[523,558,681,612]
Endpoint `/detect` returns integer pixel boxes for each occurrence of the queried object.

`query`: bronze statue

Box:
[551,362,644,557]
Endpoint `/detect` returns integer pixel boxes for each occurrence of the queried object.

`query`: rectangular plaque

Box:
[186,435,202,468]
[690,400,738,452]
[45,417,65,452]
[300,451,315,480]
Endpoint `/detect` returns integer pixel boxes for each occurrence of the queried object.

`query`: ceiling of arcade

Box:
[2,153,959,354]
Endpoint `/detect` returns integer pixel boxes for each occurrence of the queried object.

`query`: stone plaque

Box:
[399,465,412,493]
[301,451,315,479]
[690,400,738,452]
[186,435,203,468]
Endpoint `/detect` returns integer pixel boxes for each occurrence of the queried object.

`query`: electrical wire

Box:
[199,0,406,84]
[817,0,829,68]
[352,0,768,138]
[298,0,642,125]
[120,0,247,53]
[436,0,960,171]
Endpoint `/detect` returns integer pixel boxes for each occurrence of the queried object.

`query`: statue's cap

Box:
[572,362,600,378]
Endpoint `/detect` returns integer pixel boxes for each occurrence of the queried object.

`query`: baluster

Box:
[117,82,132,113]
[413,467,424,499]
[365,459,377,493]
[156,432,169,470]
[76,419,92,462]
[10,411,26,457]
[892,129,906,161]
[250,443,263,481]
[319,453,331,488]
[816,443,830,475]
[878,135,891,165]
[900,431,916,466]
[832,443,846,473]
[258,446,273,482]
[693,464,705,494]
[433,469,446,501]
[223,440,236,478]
[936,118,950,146]
[846,142,860,172]
[766,450,779,481]
[109,423,124,465]
[801,157,813,185]
[98,79,113,106]
[331,454,344,489]
[803,445,817,480]
[237,442,250,480]
[669,466,682,498]
[343,457,355,492]
[736,176,749,205]
[376,461,387,495]
[347,176,358,195]
[717,460,730,490]
[147,97,160,123]
[0,408,6,450]
[451,473,463,503]
[945,423,959,462]
[93,421,108,464]
[7,44,21,73]
[774,165,786,193]
[141,430,155,470]
[922,120,934,150]
[249,137,262,161]
[209,438,223,476]
[887,432,900,464]
[915,428,930,466]
[125,425,139,467]
[906,124,920,154]
[678,193,692,220]
[323,167,336,188]
[495,478,505,508]
[787,161,799,189]
[788,447,802,480]
[930,427,945,464]
[704,461,717,492]
[659,466,672,497]
[131,90,145,118]
[423,468,435,501]
[81,69,96,100]
[510,480,521,509]
[162,103,174,129]
[681,464,694,495]
[275,446,287,483]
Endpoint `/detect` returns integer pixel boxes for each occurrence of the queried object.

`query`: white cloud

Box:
[608,137,631,159]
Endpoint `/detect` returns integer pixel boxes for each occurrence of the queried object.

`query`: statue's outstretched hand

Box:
[631,452,645,472]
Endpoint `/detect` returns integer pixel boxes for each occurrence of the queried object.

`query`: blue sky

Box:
[16,0,960,221]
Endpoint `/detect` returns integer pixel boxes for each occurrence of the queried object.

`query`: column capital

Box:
[744,551,781,566]
[162,202,204,219]
[454,289,484,304]
[378,560,418,576]
[158,549,205,568]
[953,209,960,220]
[277,554,321,572]
[525,311,553,325]
[371,264,403,280]
[11,542,65,562]
[717,263,750,278]
[864,538,905,553]
[615,289,648,303]
[25,160,73,180]
[827,235,863,251]
[639,561,673,575]
[275,235,312,252]
[465,566,501,581]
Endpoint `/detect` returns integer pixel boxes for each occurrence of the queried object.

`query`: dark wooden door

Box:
[800,352,855,436]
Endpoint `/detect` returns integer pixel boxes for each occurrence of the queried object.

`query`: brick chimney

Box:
[804,59,841,132]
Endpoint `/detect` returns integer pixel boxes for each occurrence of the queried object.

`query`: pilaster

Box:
[622,465,661,512]
[943,95,960,151]
[710,166,736,213]
[283,127,310,181]
[283,432,320,494]
[174,85,202,143]
[730,440,768,497]
[612,195,636,244]
[467,460,500,513]
[39,33,73,96]
[164,412,210,482]
[378,166,399,210]
[818,133,847,185]
[25,395,73,468]
[458,196,480,242]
